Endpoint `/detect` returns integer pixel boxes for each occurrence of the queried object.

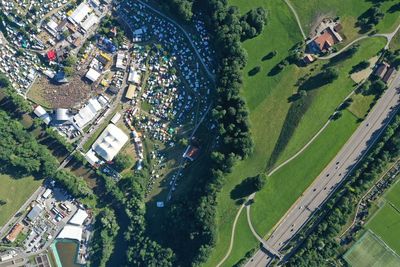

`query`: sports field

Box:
[344,230,400,267]
[0,173,42,227]
[366,181,400,255]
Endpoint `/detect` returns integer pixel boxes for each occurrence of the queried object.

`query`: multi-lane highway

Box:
[246,71,400,266]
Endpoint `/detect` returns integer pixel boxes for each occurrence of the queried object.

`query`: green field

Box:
[204,0,388,265]
[366,185,400,255]
[348,93,375,119]
[290,0,400,41]
[386,180,400,209]
[390,30,400,51]
[344,230,400,267]
[0,173,42,227]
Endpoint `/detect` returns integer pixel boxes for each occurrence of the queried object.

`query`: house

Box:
[183,145,200,161]
[5,223,23,242]
[374,62,390,79]
[311,27,343,53]
[303,54,315,65]
[382,67,396,84]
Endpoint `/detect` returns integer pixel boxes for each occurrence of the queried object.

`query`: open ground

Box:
[205,0,392,265]
[0,173,42,227]
[343,230,400,267]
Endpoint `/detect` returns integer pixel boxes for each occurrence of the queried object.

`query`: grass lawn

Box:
[290,0,400,41]
[366,203,400,255]
[389,30,400,52]
[343,230,400,267]
[252,110,359,236]
[348,93,376,119]
[222,210,258,267]
[385,180,400,209]
[0,173,42,227]
[276,37,386,166]
[204,0,303,265]
[205,0,386,264]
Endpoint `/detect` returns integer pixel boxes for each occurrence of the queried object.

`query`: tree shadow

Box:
[248,66,261,76]
[230,176,257,200]
[267,65,283,76]
[388,3,400,13]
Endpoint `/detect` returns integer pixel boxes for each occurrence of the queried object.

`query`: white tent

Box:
[68,3,91,25]
[81,13,99,32]
[57,225,83,242]
[85,68,101,82]
[92,124,128,161]
[73,98,102,128]
[34,105,47,117]
[69,209,88,226]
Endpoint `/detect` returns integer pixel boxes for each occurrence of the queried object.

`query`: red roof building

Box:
[47,50,57,61]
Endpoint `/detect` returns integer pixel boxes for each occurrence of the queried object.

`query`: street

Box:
[246,71,400,266]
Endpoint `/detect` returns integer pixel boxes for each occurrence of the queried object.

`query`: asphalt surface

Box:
[246,71,400,267]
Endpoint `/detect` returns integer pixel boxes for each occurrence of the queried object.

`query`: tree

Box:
[63,66,74,77]
[64,55,77,67]
[0,73,10,87]
[0,199,6,206]
[113,153,133,172]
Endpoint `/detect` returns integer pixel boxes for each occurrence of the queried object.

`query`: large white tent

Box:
[92,124,128,161]
[57,225,83,242]
[73,98,103,128]
[81,13,99,32]
[69,209,89,226]
[68,3,91,25]
[85,68,101,82]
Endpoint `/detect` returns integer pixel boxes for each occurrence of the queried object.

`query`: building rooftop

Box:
[92,124,129,161]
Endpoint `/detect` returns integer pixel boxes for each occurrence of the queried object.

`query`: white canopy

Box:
[93,124,128,161]
[57,225,83,242]
[85,68,101,82]
[69,209,88,226]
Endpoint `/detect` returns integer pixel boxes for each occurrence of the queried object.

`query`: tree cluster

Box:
[357,5,384,32]
[240,7,267,40]
[286,113,400,266]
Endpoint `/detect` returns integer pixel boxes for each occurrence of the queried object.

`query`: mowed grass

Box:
[348,93,375,119]
[276,37,386,165]
[389,30,400,51]
[366,203,400,255]
[222,210,258,267]
[365,179,400,256]
[386,180,400,209]
[290,0,400,40]
[0,173,42,227]
[252,110,359,236]
[204,0,303,265]
[206,0,386,264]
[343,230,400,267]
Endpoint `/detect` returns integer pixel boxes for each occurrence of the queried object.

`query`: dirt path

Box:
[284,0,306,39]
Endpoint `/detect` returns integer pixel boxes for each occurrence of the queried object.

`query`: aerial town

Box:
[0,0,400,267]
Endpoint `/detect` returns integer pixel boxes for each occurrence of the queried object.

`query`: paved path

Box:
[216,202,246,267]
[283,0,306,39]
[246,70,400,266]
[137,0,216,82]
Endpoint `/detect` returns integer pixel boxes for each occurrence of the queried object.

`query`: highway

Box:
[246,71,400,267]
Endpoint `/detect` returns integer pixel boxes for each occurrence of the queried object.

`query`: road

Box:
[246,70,400,266]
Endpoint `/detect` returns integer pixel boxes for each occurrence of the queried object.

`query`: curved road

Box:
[247,71,400,267]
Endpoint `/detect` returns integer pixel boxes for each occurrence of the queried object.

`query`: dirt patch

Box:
[350,56,379,83]
[309,13,335,38]
[29,70,100,109]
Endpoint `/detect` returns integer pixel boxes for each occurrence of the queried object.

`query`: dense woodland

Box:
[286,113,400,266]
[155,0,267,265]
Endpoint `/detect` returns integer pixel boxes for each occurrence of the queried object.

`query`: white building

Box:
[81,13,99,32]
[33,105,52,125]
[68,3,91,25]
[69,209,88,226]
[57,225,83,242]
[73,98,103,128]
[85,68,101,82]
[92,124,128,161]
[115,53,125,70]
